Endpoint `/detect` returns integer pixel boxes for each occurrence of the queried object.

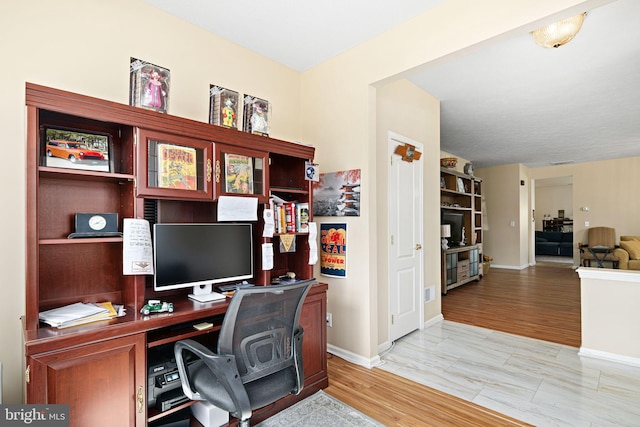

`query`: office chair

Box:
[174,280,313,427]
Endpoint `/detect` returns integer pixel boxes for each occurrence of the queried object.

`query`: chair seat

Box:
[190,359,298,413]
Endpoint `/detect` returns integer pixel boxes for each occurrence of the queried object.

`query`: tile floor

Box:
[379,321,640,427]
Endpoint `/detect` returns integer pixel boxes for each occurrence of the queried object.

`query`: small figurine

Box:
[140,300,174,316]
[143,71,166,110]
[441,236,449,250]
[222,95,236,128]
[250,102,268,135]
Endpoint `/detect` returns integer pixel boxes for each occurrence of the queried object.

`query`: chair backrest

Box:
[587,227,616,248]
[218,281,312,384]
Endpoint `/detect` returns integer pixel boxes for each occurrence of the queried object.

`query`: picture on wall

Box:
[320,222,347,278]
[312,169,361,217]
[209,85,239,129]
[43,127,111,172]
[129,57,170,114]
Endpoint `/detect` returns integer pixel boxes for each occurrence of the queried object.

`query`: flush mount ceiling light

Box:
[531,12,587,48]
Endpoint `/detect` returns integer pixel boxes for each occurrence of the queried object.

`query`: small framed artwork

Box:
[157,143,197,189]
[312,169,361,217]
[456,177,465,193]
[43,128,111,172]
[129,57,170,114]
[209,85,239,129]
[224,153,254,194]
[440,177,446,189]
[243,94,270,136]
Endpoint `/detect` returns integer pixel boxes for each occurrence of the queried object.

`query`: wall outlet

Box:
[326,312,332,327]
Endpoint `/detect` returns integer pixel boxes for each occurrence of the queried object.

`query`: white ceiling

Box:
[145,0,640,169]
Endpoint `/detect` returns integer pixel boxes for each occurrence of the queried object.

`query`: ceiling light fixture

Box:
[530,12,587,48]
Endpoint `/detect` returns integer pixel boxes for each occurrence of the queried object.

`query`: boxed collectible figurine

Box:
[129,57,170,114]
[243,94,270,136]
[209,85,239,129]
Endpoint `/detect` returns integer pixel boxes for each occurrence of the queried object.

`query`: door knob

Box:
[415,244,422,250]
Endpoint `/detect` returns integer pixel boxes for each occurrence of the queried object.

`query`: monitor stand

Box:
[188,284,226,303]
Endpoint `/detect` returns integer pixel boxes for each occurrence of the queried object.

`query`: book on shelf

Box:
[296,203,309,233]
[269,199,310,234]
[284,202,296,233]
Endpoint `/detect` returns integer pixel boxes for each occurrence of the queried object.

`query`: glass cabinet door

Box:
[136,129,214,200]
[215,144,269,202]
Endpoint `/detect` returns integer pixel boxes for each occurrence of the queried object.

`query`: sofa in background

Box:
[535,231,574,256]
[613,236,640,270]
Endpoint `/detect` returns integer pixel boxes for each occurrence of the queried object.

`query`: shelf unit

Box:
[543,218,573,232]
[440,167,483,294]
[24,83,326,426]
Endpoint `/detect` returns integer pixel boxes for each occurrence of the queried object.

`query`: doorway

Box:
[533,176,574,266]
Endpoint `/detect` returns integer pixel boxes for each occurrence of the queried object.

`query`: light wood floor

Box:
[442,263,581,347]
[325,355,531,426]
[324,263,578,426]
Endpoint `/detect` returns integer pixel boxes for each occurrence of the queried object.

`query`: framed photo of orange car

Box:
[43,128,112,172]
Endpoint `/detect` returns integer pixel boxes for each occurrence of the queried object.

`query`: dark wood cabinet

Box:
[24,83,327,426]
[27,333,147,427]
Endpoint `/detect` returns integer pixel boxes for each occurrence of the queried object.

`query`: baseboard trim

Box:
[579,347,640,367]
[492,263,529,270]
[328,344,382,368]
[425,313,444,328]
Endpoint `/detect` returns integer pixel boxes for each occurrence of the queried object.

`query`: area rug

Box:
[256,391,384,427]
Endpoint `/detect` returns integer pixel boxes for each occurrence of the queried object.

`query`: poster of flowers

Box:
[312,169,361,217]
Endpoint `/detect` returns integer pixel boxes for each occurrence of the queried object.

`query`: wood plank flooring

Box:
[442,263,581,347]
[324,263,578,426]
[325,354,531,427]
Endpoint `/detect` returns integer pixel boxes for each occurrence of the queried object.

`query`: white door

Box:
[388,132,423,342]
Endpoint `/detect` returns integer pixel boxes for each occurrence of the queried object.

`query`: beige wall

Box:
[301,0,601,363]
[1,0,303,403]
[476,164,526,268]
[376,79,440,349]
[1,0,607,401]
[476,157,640,268]
[535,183,574,231]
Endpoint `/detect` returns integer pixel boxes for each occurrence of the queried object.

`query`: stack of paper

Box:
[39,302,118,328]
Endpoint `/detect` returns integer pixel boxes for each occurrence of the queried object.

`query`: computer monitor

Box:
[153,223,253,301]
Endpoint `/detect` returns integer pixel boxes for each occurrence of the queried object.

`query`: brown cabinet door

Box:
[136,129,215,200]
[215,143,269,202]
[27,333,146,427]
[299,288,328,388]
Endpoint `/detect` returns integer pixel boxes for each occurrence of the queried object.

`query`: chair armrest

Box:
[613,247,630,269]
[174,339,251,421]
[292,327,305,394]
